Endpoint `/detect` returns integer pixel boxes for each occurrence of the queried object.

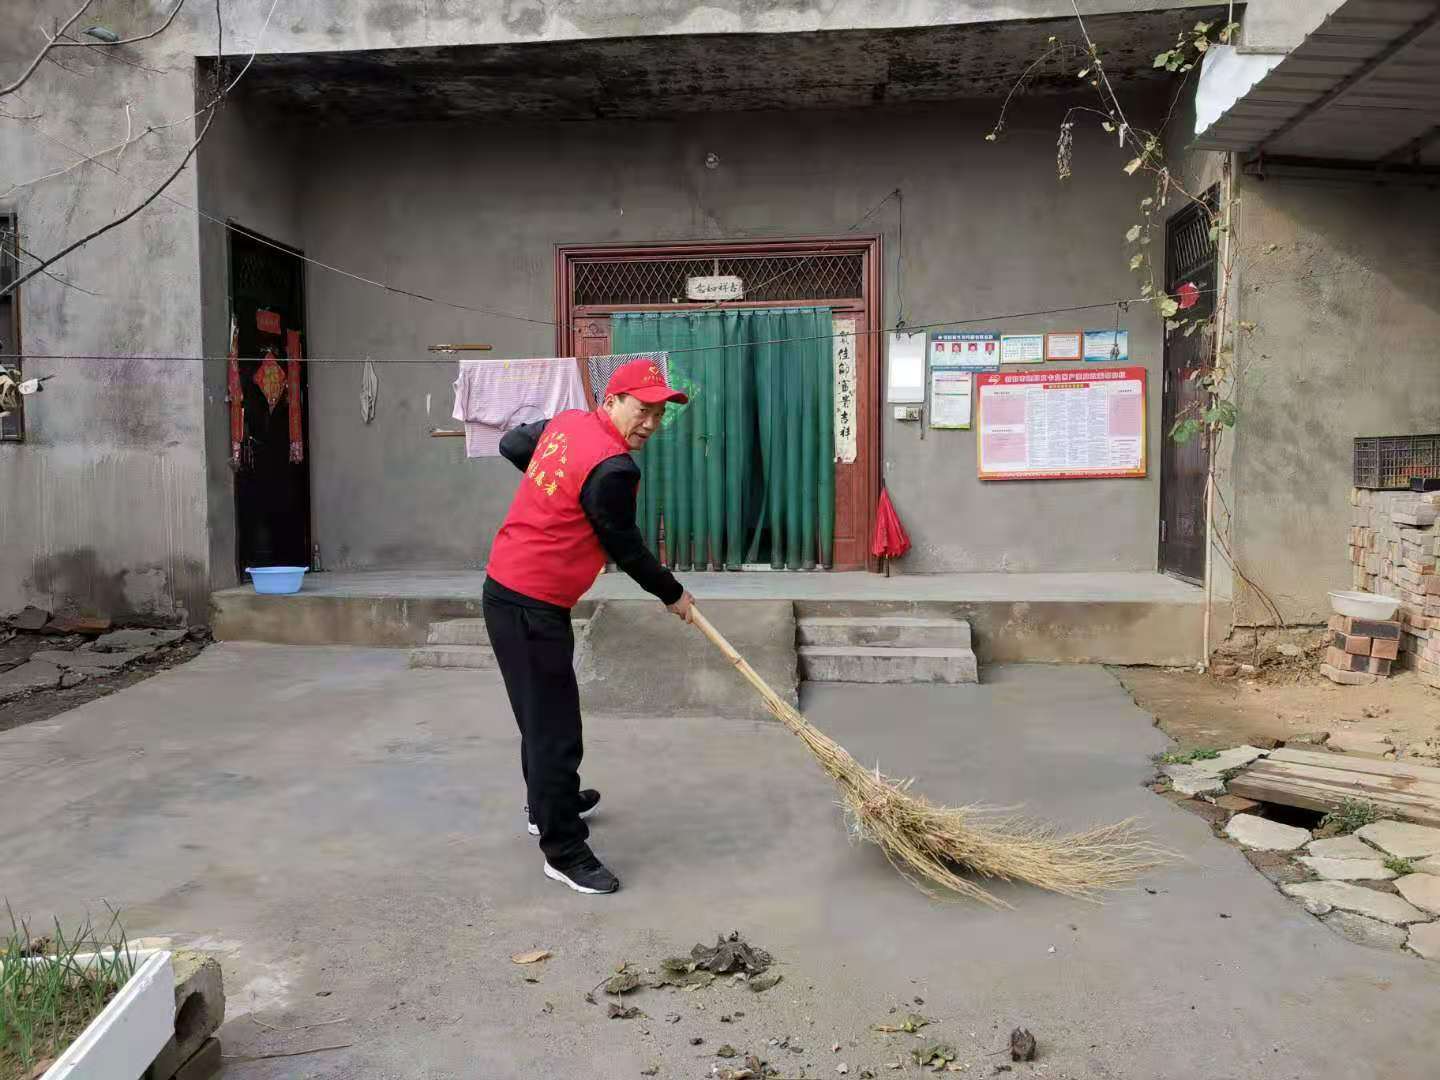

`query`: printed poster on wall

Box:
[833,318,858,463]
[929,368,973,430]
[930,330,1000,371]
[1083,328,1129,362]
[976,366,1147,481]
[1000,333,1045,365]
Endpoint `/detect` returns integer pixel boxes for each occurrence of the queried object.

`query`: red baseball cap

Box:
[604,359,689,405]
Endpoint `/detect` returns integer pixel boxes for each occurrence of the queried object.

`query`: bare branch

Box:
[0,0,96,97]
[13,236,102,296]
[50,0,188,49]
[1,102,219,297]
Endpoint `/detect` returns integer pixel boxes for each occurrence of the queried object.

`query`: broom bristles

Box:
[772,690,1169,909]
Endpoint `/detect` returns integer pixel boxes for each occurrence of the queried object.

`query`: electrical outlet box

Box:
[893,405,922,422]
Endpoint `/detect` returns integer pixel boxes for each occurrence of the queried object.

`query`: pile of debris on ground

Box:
[0,605,209,718]
[1154,736,1440,962]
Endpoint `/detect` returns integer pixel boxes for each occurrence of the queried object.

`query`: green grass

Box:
[1384,856,1416,876]
[0,907,136,1080]
[1319,799,1386,836]
[1159,748,1222,765]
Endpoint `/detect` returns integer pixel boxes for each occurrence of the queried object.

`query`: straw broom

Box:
[689,607,1166,908]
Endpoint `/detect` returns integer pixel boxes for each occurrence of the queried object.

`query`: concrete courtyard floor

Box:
[2,646,1437,1079]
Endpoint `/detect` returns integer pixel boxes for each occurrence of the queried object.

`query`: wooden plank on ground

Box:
[1229,757,1440,827]
[1267,747,1440,784]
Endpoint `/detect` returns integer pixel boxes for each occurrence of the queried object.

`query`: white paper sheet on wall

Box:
[886,330,926,404]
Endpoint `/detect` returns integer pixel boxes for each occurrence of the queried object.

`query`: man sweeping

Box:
[484,358,694,894]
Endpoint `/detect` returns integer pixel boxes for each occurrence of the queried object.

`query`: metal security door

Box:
[1159,196,1216,585]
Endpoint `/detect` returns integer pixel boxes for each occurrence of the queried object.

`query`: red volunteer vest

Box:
[485,408,632,609]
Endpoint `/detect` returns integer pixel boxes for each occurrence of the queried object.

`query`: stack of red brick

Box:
[1347,488,1440,691]
[1323,616,1401,685]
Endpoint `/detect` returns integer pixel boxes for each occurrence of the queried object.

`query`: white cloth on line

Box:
[452,357,588,458]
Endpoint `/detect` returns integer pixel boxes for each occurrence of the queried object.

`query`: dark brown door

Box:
[230,227,310,576]
[1159,196,1217,585]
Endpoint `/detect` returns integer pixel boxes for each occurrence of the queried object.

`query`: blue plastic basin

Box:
[246,566,308,595]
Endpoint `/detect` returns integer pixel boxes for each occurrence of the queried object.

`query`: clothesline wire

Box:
[0,292,1181,367]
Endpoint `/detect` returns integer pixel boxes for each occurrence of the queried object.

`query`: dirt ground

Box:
[1115,661,1440,757]
[0,633,211,734]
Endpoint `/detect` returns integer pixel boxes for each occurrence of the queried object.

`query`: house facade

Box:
[1,0,1436,653]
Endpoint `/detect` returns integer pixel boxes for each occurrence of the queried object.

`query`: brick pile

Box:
[1322,615,1400,685]
[1347,488,1440,691]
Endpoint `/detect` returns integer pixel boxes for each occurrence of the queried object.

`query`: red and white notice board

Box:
[976,366,1147,481]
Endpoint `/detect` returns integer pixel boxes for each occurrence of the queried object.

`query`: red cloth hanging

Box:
[871,486,911,560]
[285,329,304,464]
[227,316,243,467]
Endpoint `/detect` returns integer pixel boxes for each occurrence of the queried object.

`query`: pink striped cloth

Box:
[451,357,588,458]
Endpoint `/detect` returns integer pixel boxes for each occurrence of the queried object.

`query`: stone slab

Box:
[148,950,225,1080]
[408,645,497,670]
[1415,855,1440,877]
[1320,910,1408,950]
[1168,768,1226,797]
[798,645,978,684]
[1211,794,1261,813]
[1406,921,1440,960]
[30,648,148,672]
[1282,882,1428,925]
[1320,663,1377,686]
[0,660,62,702]
[1224,814,1311,851]
[171,1037,221,1080]
[1307,835,1378,860]
[1357,821,1440,859]
[1395,874,1440,916]
[92,628,186,653]
[11,605,50,631]
[797,616,972,649]
[1297,856,1396,881]
[43,615,111,635]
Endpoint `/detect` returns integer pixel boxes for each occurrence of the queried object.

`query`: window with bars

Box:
[573,253,864,307]
[1,213,20,441]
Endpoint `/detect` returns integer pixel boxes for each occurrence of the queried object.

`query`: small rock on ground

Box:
[1225,814,1311,851]
[1297,856,1397,881]
[1307,835,1377,860]
[1282,882,1428,925]
[1321,911,1408,950]
[1406,921,1440,960]
[1394,874,1440,916]
[1357,821,1440,860]
[58,670,88,689]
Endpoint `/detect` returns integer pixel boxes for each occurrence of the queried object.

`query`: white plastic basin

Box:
[1328,590,1401,621]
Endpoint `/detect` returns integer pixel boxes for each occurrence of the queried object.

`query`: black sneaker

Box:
[526,789,600,836]
[544,854,620,894]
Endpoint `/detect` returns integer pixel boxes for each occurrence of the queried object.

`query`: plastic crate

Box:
[1353,434,1440,490]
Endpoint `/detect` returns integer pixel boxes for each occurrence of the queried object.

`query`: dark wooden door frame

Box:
[555,236,884,571]
[227,222,312,577]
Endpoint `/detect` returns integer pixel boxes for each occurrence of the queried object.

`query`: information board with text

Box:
[976,366,1147,481]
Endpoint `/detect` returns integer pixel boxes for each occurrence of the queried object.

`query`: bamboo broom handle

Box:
[688,606,790,716]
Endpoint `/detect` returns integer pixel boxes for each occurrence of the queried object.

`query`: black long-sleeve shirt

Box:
[498,420,683,605]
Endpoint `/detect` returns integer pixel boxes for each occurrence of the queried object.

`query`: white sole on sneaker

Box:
[543,860,614,894]
[527,802,598,836]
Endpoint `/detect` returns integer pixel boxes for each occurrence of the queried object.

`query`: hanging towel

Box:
[452,357,588,458]
[360,359,378,424]
[586,351,669,403]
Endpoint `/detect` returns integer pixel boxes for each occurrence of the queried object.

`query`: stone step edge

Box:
[409,644,497,668]
[796,616,971,627]
[427,618,589,644]
[798,646,977,659]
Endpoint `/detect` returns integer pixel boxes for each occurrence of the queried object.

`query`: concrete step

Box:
[426,617,589,646]
[797,615,971,649]
[799,645,978,684]
[408,644,497,670]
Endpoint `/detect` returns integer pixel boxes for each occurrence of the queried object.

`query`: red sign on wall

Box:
[256,309,282,336]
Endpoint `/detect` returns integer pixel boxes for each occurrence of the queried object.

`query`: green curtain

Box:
[611,307,834,571]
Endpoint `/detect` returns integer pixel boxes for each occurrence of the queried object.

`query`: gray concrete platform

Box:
[212,570,1207,665]
[2,648,1434,1079]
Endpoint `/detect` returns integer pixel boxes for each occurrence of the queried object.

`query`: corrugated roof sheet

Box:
[1194,0,1440,164]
